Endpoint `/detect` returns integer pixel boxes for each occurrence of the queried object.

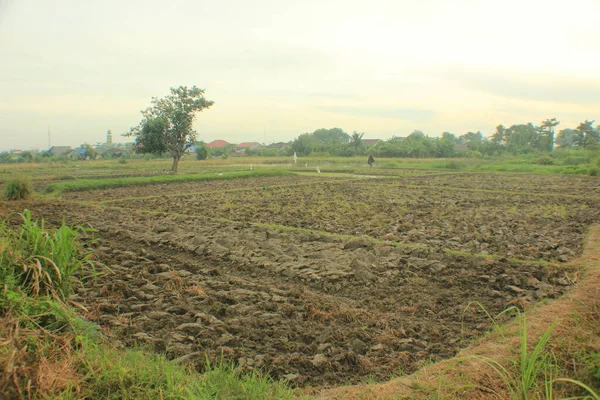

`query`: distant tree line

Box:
[3,118,599,164]
[289,118,600,158]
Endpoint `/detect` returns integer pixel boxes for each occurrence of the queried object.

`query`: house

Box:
[68,147,88,160]
[47,146,72,156]
[455,143,468,152]
[268,142,290,149]
[185,144,200,155]
[10,149,22,154]
[361,139,382,147]
[234,142,262,154]
[206,140,230,149]
[103,148,124,158]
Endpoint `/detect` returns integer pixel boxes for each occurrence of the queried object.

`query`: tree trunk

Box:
[171,155,180,173]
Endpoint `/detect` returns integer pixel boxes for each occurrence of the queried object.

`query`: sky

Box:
[1,0,599,151]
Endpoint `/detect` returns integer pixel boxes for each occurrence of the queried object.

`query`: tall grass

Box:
[472,309,599,399]
[0,210,99,302]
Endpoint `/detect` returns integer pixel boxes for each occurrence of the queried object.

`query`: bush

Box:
[445,160,467,170]
[537,155,554,165]
[4,176,33,200]
[589,166,599,176]
[196,143,209,160]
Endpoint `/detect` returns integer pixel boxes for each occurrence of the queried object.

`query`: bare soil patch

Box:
[1,200,575,387]
[109,179,600,262]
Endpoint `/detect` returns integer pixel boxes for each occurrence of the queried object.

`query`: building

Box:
[206,140,231,149]
[234,142,262,154]
[361,139,382,147]
[47,146,72,156]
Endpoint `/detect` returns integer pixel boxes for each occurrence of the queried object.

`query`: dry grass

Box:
[307,306,332,324]
[185,284,208,298]
[0,314,79,399]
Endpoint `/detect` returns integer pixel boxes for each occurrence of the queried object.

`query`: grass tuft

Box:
[4,175,33,200]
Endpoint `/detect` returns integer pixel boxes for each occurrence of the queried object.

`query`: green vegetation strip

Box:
[384,182,600,201]
[43,169,296,194]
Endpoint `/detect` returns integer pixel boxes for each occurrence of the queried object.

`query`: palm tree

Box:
[350,131,364,151]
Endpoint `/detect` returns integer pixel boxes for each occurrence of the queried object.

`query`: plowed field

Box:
[5,171,598,388]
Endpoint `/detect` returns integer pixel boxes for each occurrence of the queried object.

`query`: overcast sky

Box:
[1,0,599,151]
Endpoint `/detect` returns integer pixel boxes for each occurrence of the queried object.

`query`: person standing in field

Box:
[368,154,375,167]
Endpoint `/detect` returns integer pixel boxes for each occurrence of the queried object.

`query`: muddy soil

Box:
[3,201,575,388]
[405,172,600,197]
[58,175,338,202]
[109,179,600,262]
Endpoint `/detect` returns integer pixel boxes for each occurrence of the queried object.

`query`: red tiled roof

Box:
[206,140,230,149]
[235,142,261,149]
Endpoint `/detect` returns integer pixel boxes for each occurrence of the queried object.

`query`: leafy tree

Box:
[441,132,457,143]
[80,143,98,159]
[127,86,214,173]
[18,151,34,162]
[460,131,484,151]
[291,133,318,156]
[555,128,578,148]
[311,128,350,146]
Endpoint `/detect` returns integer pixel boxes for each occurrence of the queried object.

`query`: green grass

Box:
[44,169,296,194]
[472,309,599,400]
[54,346,294,400]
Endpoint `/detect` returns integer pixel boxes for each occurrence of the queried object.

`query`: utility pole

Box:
[48,125,51,148]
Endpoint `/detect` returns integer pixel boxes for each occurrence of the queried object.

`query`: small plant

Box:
[4,175,33,200]
[473,313,555,399]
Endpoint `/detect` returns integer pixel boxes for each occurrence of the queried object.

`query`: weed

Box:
[4,175,33,200]
[473,314,555,399]
[0,210,101,302]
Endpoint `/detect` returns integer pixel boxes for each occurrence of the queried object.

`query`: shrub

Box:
[445,160,467,170]
[537,155,554,165]
[589,166,599,176]
[196,143,209,160]
[4,175,33,200]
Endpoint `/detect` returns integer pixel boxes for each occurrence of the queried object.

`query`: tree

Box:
[80,143,98,159]
[291,133,318,156]
[195,142,209,160]
[574,120,599,149]
[127,86,214,173]
[538,118,559,152]
[350,131,365,152]
[555,128,578,148]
